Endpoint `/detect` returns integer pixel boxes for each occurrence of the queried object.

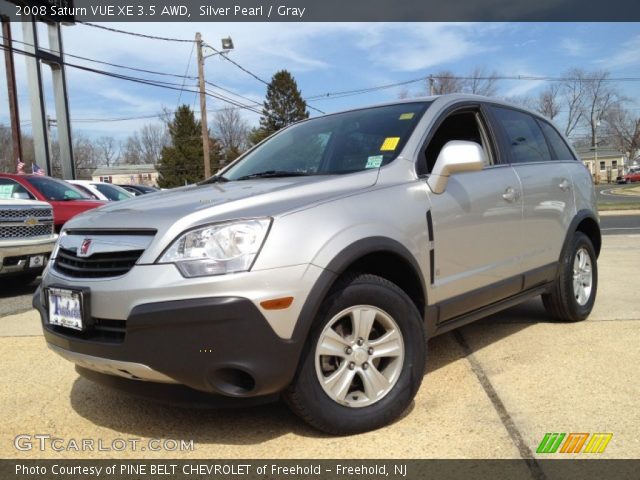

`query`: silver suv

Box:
[34,95,600,434]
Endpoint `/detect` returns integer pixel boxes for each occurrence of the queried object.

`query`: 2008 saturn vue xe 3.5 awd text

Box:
[34,94,600,435]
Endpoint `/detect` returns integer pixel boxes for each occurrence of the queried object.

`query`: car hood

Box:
[63,170,378,233]
[0,198,51,208]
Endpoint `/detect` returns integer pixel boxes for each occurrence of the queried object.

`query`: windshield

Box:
[93,183,134,201]
[222,102,430,181]
[24,176,90,201]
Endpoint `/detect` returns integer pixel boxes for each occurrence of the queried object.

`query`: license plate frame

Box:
[28,255,44,268]
[45,286,91,331]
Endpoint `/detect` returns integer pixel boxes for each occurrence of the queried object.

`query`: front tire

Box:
[542,231,598,322]
[284,274,426,435]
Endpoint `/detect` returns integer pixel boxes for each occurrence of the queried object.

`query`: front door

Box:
[423,107,524,319]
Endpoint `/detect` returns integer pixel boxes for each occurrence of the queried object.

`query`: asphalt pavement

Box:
[0,234,638,461]
[596,183,640,205]
[600,212,640,235]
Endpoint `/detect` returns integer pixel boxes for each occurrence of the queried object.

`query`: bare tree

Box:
[121,135,143,165]
[466,67,499,96]
[561,68,587,138]
[50,132,98,179]
[139,124,168,164]
[604,105,640,159]
[429,70,464,95]
[535,83,561,121]
[582,70,620,147]
[95,136,119,166]
[212,106,249,164]
[121,123,168,165]
[0,125,12,173]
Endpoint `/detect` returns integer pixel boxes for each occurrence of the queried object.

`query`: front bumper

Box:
[34,290,303,398]
[0,235,56,276]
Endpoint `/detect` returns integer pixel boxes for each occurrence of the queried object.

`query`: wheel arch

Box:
[292,237,427,345]
[566,210,602,258]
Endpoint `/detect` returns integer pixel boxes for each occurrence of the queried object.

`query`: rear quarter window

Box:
[537,120,576,161]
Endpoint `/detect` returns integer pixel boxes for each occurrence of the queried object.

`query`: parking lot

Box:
[1,225,639,460]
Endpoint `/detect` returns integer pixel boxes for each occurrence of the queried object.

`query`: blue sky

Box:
[1,22,640,142]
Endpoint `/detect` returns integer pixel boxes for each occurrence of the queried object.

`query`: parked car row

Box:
[0,174,159,282]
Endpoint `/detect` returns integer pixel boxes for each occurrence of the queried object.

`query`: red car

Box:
[623,170,640,183]
[0,174,105,232]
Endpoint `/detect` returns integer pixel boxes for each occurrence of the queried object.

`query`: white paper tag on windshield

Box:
[365,155,384,168]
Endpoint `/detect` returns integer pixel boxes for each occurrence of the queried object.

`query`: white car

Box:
[67,180,134,202]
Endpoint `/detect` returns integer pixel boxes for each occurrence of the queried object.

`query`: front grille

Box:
[0,223,53,239]
[0,207,52,221]
[54,247,144,278]
[48,318,126,343]
[0,205,54,239]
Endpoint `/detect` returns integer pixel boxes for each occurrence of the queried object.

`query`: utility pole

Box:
[196,32,211,178]
[2,17,23,165]
[428,75,435,96]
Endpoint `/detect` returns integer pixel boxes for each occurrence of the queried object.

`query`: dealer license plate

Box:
[47,288,83,331]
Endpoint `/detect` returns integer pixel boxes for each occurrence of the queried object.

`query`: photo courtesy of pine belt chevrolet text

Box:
[33,94,601,435]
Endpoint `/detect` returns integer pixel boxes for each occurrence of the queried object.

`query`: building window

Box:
[100,176,112,183]
[599,161,606,171]
[612,160,618,169]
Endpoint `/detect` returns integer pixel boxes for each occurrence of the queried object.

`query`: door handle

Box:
[502,187,517,202]
[559,179,571,191]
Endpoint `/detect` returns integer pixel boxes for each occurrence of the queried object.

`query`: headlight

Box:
[157,218,271,277]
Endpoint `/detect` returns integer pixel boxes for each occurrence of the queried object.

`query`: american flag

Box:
[32,163,45,176]
[16,158,25,174]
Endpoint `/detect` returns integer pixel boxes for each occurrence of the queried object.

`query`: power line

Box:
[10,38,197,80]
[73,22,324,114]
[77,23,267,86]
[9,37,285,114]
[0,43,267,118]
[78,21,195,43]
[201,41,269,85]
[306,74,640,102]
[176,42,196,106]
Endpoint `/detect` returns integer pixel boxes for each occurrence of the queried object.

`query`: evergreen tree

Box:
[157,105,222,187]
[251,70,309,144]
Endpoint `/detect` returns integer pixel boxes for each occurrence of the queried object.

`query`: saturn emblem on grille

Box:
[24,216,39,226]
[79,239,92,257]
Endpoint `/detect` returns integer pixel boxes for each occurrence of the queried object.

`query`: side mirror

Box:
[427,140,486,194]
[11,192,31,200]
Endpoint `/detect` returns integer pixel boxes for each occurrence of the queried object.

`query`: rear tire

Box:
[284,273,426,435]
[542,231,597,322]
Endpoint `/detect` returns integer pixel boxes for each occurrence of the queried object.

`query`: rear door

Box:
[488,106,576,273]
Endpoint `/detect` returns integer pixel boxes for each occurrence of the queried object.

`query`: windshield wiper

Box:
[235,170,311,181]
[200,175,229,185]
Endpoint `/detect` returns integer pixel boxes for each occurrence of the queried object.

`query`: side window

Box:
[0,178,34,199]
[422,111,492,174]
[537,120,576,161]
[491,106,551,163]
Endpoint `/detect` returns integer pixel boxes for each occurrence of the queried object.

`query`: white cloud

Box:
[597,34,640,69]
[560,38,587,57]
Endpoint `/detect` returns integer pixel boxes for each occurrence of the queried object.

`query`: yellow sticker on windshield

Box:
[380,137,400,151]
[399,113,414,120]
